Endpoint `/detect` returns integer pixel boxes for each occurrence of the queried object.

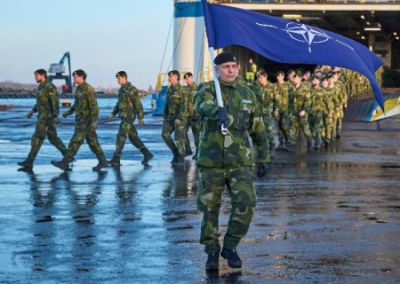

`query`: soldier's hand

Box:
[215,107,229,128]
[109,114,114,121]
[139,119,145,126]
[62,111,69,118]
[27,111,34,118]
[273,109,279,118]
[257,162,268,178]
[299,110,306,117]
[53,117,60,125]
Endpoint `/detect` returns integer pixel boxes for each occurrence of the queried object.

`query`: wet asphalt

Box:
[0,97,399,283]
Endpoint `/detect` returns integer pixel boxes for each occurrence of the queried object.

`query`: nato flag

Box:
[201,0,384,110]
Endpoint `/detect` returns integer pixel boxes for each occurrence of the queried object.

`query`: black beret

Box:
[168,70,180,77]
[183,72,193,79]
[214,52,237,65]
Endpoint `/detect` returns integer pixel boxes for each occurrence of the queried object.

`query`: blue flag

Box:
[201,0,384,110]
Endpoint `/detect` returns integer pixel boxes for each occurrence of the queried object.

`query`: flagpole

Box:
[208,47,228,135]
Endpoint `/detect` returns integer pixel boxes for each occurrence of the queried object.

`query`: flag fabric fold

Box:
[201,0,384,109]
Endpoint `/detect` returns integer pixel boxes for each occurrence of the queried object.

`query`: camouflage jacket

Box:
[32,80,59,118]
[335,81,348,106]
[255,82,280,117]
[275,81,291,112]
[185,82,198,118]
[194,77,270,168]
[310,86,329,115]
[67,81,99,120]
[324,87,340,116]
[163,83,187,121]
[289,83,311,116]
[112,82,144,120]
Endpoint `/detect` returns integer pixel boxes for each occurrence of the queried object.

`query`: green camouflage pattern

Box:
[309,86,329,146]
[323,86,339,140]
[288,83,312,144]
[197,166,256,253]
[111,81,144,120]
[194,77,270,168]
[24,80,66,163]
[162,83,188,158]
[274,81,291,144]
[63,82,106,163]
[185,83,200,151]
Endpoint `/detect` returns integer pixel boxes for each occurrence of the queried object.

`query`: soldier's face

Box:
[185,76,194,86]
[257,75,267,85]
[277,74,284,83]
[312,78,319,87]
[321,80,328,88]
[34,73,45,83]
[117,76,127,85]
[215,62,237,83]
[168,74,178,85]
[73,75,84,85]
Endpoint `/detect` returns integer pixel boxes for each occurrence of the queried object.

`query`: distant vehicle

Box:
[48,52,72,94]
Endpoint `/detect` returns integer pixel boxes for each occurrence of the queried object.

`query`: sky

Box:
[0,0,174,90]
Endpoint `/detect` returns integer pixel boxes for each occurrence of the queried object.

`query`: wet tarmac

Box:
[0,97,399,283]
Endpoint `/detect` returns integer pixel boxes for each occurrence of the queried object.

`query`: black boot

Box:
[185,147,193,157]
[205,253,219,270]
[192,149,198,160]
[307,140,312,150]
[141,148,154,166]
[108,157,121,167]
[51,160,70,171]
[93,160,108,171]
[17,160,33,168]
[171,156,185,167]
[221,247,242,268]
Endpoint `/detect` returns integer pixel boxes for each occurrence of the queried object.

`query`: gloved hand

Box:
[27,110,34,118]
[62,111,69,118]
[109,114,114,120]
[215,107,229,128]
[53,117,60,125]
[139,119,145,126]
[257,162,268,178]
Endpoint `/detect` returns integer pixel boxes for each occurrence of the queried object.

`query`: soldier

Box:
[162,70,188,166]
[274,71,291,150]
[255,70,279,152]
[108,71,153,167]
[51,69,108,171]
[194,52,269,270]
[17,69,67,169]
[309,75,329,150]
[183,72,200,159]
[325,73,340,141]
[288,72,313,150]
[332,70,347,138]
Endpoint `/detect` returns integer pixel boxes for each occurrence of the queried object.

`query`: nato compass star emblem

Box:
[256,22,354,53]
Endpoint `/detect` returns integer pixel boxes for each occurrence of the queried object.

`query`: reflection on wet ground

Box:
[0,99,399,283]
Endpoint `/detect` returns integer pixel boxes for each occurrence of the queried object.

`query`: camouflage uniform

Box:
[254,81,279,151]
[288,83,312,148]
[110,81,152,162]
[334,81,347,137]
[194,77,269,254]
[184,82,200,157]
[162,83,188,160]
[20,80,66,166]
[61,81,107,164]
[274,81,291,149]
[309,85,329,148]
[324,86,340,141]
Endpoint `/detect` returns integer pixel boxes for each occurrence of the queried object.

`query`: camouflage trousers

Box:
[197,165,256,254]
[289,115,312,145]
[309,112,324,146]
[161,118,186,158]
[275,111,290,145]
[263,115,275,150]
[185,116,200,152]
[26,116,66,163]
[112,117,146,159]
[63,117,106,163]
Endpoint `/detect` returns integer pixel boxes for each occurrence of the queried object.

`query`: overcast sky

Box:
[0,0,174,90]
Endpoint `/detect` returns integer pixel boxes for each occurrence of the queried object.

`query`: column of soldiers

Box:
[246,65,375,152]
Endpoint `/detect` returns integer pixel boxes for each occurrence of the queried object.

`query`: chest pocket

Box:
[238,98,253,127]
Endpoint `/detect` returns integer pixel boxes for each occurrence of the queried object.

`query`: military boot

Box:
[185,147,193,157]
[108,156,121,167]
[51,160,70,171]
[141,148,154,166]
[307,140,312,150]
[93,159,108,171]
[17,160,33,168]
[171,156,185,167]
[221,247,242,268]
[205,253,219,271]
[275,143,285,151]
